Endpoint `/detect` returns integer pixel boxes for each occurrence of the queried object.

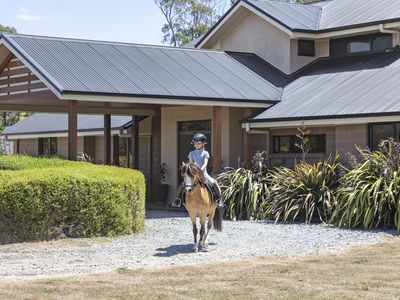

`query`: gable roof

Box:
[0,33,281,105]
[196,0,400,47]
[3,114,131,136]
[249,50,400,122]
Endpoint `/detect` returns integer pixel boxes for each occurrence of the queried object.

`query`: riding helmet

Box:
[191,133,207,144]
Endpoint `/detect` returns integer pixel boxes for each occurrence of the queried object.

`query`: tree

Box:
[155,0,231,47]
[0,24,17,34]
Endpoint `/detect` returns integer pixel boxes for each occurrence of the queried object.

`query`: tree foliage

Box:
[154,0,232,47]
[0,24,17,34]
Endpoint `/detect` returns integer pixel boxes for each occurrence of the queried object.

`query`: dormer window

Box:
[330,33,393,57]
[298,40,316,57]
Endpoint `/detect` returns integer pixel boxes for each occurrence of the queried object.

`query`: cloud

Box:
[16,8,47,22]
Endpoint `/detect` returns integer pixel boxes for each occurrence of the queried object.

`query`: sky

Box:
[0,0,166,45]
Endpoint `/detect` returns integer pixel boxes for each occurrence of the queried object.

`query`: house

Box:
[1,0,400,203]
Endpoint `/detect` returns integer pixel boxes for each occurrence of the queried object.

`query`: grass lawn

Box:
[0,237,399,300]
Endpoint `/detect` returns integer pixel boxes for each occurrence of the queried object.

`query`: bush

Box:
[263,156,340,224]
[331,139,400,232]
[0,155,145,244]
[218,151,269,220]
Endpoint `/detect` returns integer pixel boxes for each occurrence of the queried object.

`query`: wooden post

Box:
[212,106,222,173]
[243,108,252,166]
[131,115,139,169]
[68,100,78,161]
[104,114,111,165]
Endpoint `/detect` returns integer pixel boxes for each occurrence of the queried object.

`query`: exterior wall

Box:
[215,11,292,74]
[17,138,38,155]
[335,124,368,158]
[57,137,84,158]
[250,124,369,168]
[290,39,329,73]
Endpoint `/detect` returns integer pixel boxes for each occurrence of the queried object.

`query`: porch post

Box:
[212,106,222,173]
[104,114,111,165]
[243,108,252,165]
[131,115,139,169]
[68,100,77,161]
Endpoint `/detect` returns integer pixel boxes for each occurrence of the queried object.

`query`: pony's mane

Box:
[180,162,205,186]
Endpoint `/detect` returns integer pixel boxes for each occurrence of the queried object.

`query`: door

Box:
[177,120,211,185]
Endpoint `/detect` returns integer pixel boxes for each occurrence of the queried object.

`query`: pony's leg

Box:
[203,211,215,248]
[199,214,207,249]
[189,213,198,252]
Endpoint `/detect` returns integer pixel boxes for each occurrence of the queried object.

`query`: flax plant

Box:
[263,156,340,224]
[331,139,400,231]
[217,151,269,220]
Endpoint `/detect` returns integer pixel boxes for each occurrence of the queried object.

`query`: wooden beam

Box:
[243,108,252,166]
[131,115,139,169]
[212,106,222,173]
[0,53,14,74]
[68,100,78,161]
[0,82,46,94]
[104,114,111,165]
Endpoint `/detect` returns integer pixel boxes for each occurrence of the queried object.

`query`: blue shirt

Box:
[188,149,210,172]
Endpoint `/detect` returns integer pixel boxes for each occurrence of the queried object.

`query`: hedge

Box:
[0,155,146,244]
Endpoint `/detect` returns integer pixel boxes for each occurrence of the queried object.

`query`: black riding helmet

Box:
[191,133,207,144]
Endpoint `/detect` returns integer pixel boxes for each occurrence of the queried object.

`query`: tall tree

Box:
[155,0,231,47]
[0,24,17,34]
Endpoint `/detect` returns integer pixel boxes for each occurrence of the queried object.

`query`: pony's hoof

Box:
[193,245,198,253]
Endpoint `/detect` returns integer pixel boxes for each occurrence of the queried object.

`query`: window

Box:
[330,34,392,57]
[298,40,316,57]
[273,135,326,153]
[38,137,57,155]
[369,123,400,150]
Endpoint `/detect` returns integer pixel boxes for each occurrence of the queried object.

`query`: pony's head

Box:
[180,162,205,193]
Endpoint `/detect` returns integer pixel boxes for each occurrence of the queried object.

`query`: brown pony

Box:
[180,162,223,252]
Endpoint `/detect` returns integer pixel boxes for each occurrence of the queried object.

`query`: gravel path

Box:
[0,210,395,277]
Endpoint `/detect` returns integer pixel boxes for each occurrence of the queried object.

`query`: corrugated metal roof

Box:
[245,0,321,31]
[1,33,281,103]
[319,0,400,30]
[3,113,132,135]
[201,0,400,38]
[250,51,400,122]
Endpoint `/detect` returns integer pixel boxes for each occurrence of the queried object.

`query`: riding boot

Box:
[212,182,224,207]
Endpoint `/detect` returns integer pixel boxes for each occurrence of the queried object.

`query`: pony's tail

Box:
[213,207,223,231]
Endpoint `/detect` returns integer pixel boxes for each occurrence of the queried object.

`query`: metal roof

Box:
[3,113,132,136]
[250,51,400,122]
[0,33,281,104]
[197,0,400,46]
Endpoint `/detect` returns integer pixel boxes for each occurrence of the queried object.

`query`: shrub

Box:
[263,156,340,224]
[0,155,145,244]
[331,139,400,232]
[218,151,269,220]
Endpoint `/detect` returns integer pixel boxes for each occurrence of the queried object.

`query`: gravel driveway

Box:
[0,209,394,277]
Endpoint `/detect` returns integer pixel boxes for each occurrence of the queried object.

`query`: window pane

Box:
[298,40,315,57]
[372,35,393,51]
[330,38,348,57]
[279,137,291,152]
[370,124,395,150]
[309,135,326,153]
[348,38,370,53]
[179,120,211,131]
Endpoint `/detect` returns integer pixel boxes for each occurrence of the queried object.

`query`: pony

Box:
[180,162,223,252]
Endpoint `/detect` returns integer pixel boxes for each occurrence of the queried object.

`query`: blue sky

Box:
[0,0,166,45]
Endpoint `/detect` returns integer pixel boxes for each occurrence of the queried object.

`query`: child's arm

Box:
[201,158,208,172]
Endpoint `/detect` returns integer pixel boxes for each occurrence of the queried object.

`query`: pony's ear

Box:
[181,161,185,166]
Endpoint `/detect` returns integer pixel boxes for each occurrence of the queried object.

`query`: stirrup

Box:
[171,198,182,207]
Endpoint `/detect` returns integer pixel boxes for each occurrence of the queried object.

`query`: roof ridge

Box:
[1,33,227,54]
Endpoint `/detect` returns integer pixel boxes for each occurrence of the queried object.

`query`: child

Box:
[187,133,223,207]
[171,133,223,207]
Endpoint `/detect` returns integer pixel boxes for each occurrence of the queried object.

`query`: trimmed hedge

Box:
[0,155,145,244]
